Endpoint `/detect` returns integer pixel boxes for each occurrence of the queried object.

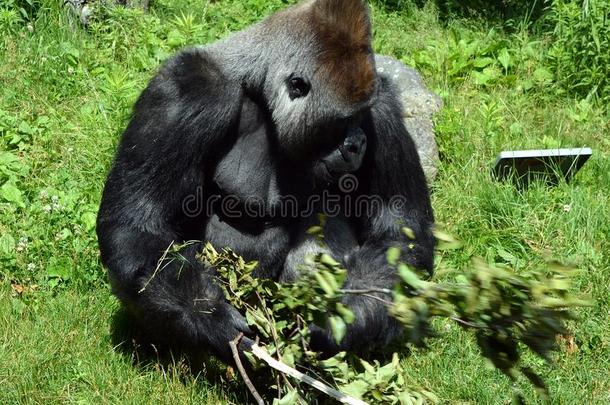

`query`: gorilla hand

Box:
[309,292,402,356]
[308,243,411,356]
[203,301,254,361]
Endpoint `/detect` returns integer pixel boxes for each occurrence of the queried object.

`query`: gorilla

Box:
[97,0,434,362]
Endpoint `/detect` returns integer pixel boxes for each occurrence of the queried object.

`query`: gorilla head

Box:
[215,0,378,162]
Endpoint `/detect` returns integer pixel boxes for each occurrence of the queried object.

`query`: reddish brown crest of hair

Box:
[309,0,375,105]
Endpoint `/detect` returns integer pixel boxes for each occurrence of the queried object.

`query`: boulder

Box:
[375,55,442,182]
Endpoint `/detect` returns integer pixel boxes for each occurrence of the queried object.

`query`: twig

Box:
[229,334,264,405]
[338,288,392,295]
[361,293,394,306]
[450,316,482,329]
[254,291,296,394]
[296,315,309,354]
[250,344,368,405]
[338,288,394,306]
[139,241,175,293]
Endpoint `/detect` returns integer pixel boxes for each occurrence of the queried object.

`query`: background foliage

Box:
[0,0,609,403]
[546,0,610,102]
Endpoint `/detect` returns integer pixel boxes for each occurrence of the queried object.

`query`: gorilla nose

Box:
[347,143,359,153]
[343,128,367,155]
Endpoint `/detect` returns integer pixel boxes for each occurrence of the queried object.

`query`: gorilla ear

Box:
[311,0,371,43]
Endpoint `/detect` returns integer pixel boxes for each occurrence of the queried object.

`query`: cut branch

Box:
[230,334,264,405]
[250,343,368,405]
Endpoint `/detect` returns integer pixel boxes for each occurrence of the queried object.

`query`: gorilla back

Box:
[97,0,435,361]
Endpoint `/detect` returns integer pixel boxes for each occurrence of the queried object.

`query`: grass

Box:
[1,0,609,403]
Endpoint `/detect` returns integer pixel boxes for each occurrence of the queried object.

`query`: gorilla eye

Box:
[287,76,310,100]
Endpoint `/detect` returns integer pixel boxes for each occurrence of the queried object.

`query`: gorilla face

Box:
[259,0,377,162]
[267,66,376,163]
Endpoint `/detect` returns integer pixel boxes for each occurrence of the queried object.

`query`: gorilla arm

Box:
[96,49,251,361]
[356,75,435,272]
[312,75,436,354]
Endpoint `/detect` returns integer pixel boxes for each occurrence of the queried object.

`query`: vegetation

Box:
[1,0,609,403]
[204,238,586,403]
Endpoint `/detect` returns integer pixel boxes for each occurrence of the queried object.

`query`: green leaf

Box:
[273,390,299,405]
[360,358,376,374]
[433,229,462,250]
[1,182,25,207]
[306,225,323,235]
[329,316,346,344]
[314,271,336,296]
[228,270,238,291]
[398,392,416,405]
[473,57,494,68]
[497,48,512,71]
[497,248,517,266]
[398,264,424,289]
[80,211,97,231]
[371,389,384,401]
[57,228,73,241]
[520,79,534,91]
[377,360,398,381]
[533,67,554,84]
[0,152,19,165]
[336,302,355,324]
[472,70,492,86]
[47,259,72,280]
[0,233,16,255]
[167,29,186,47]
[319,253,339,267]
[402,227,416,240]
[386,246,401,265]
[17,121,35,135]
[341,379,368,399]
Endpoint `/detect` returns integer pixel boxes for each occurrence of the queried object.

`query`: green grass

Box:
[1,0,609,403]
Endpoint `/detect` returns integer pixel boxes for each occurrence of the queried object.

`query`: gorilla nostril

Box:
[347,144,359,154]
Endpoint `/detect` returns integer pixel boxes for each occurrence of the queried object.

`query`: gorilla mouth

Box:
[323,160,341,176]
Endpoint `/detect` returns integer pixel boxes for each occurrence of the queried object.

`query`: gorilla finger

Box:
[238,336,255,352]
[222,303,253,336]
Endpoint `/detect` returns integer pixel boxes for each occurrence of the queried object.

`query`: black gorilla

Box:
[97,0,434,361]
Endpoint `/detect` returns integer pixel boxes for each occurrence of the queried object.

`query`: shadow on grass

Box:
[109,306,414,403]
[109,306,252,402]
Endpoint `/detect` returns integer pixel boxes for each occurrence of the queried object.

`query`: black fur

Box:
[97,48,434,361]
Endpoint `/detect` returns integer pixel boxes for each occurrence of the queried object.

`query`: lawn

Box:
[1,0,609,403]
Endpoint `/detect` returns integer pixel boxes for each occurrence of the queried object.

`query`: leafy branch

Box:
[196,229,588,404]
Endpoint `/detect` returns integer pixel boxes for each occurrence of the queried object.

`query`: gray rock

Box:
[64,0,150,26]
[64,0,93,26]
[375,55,442,182]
